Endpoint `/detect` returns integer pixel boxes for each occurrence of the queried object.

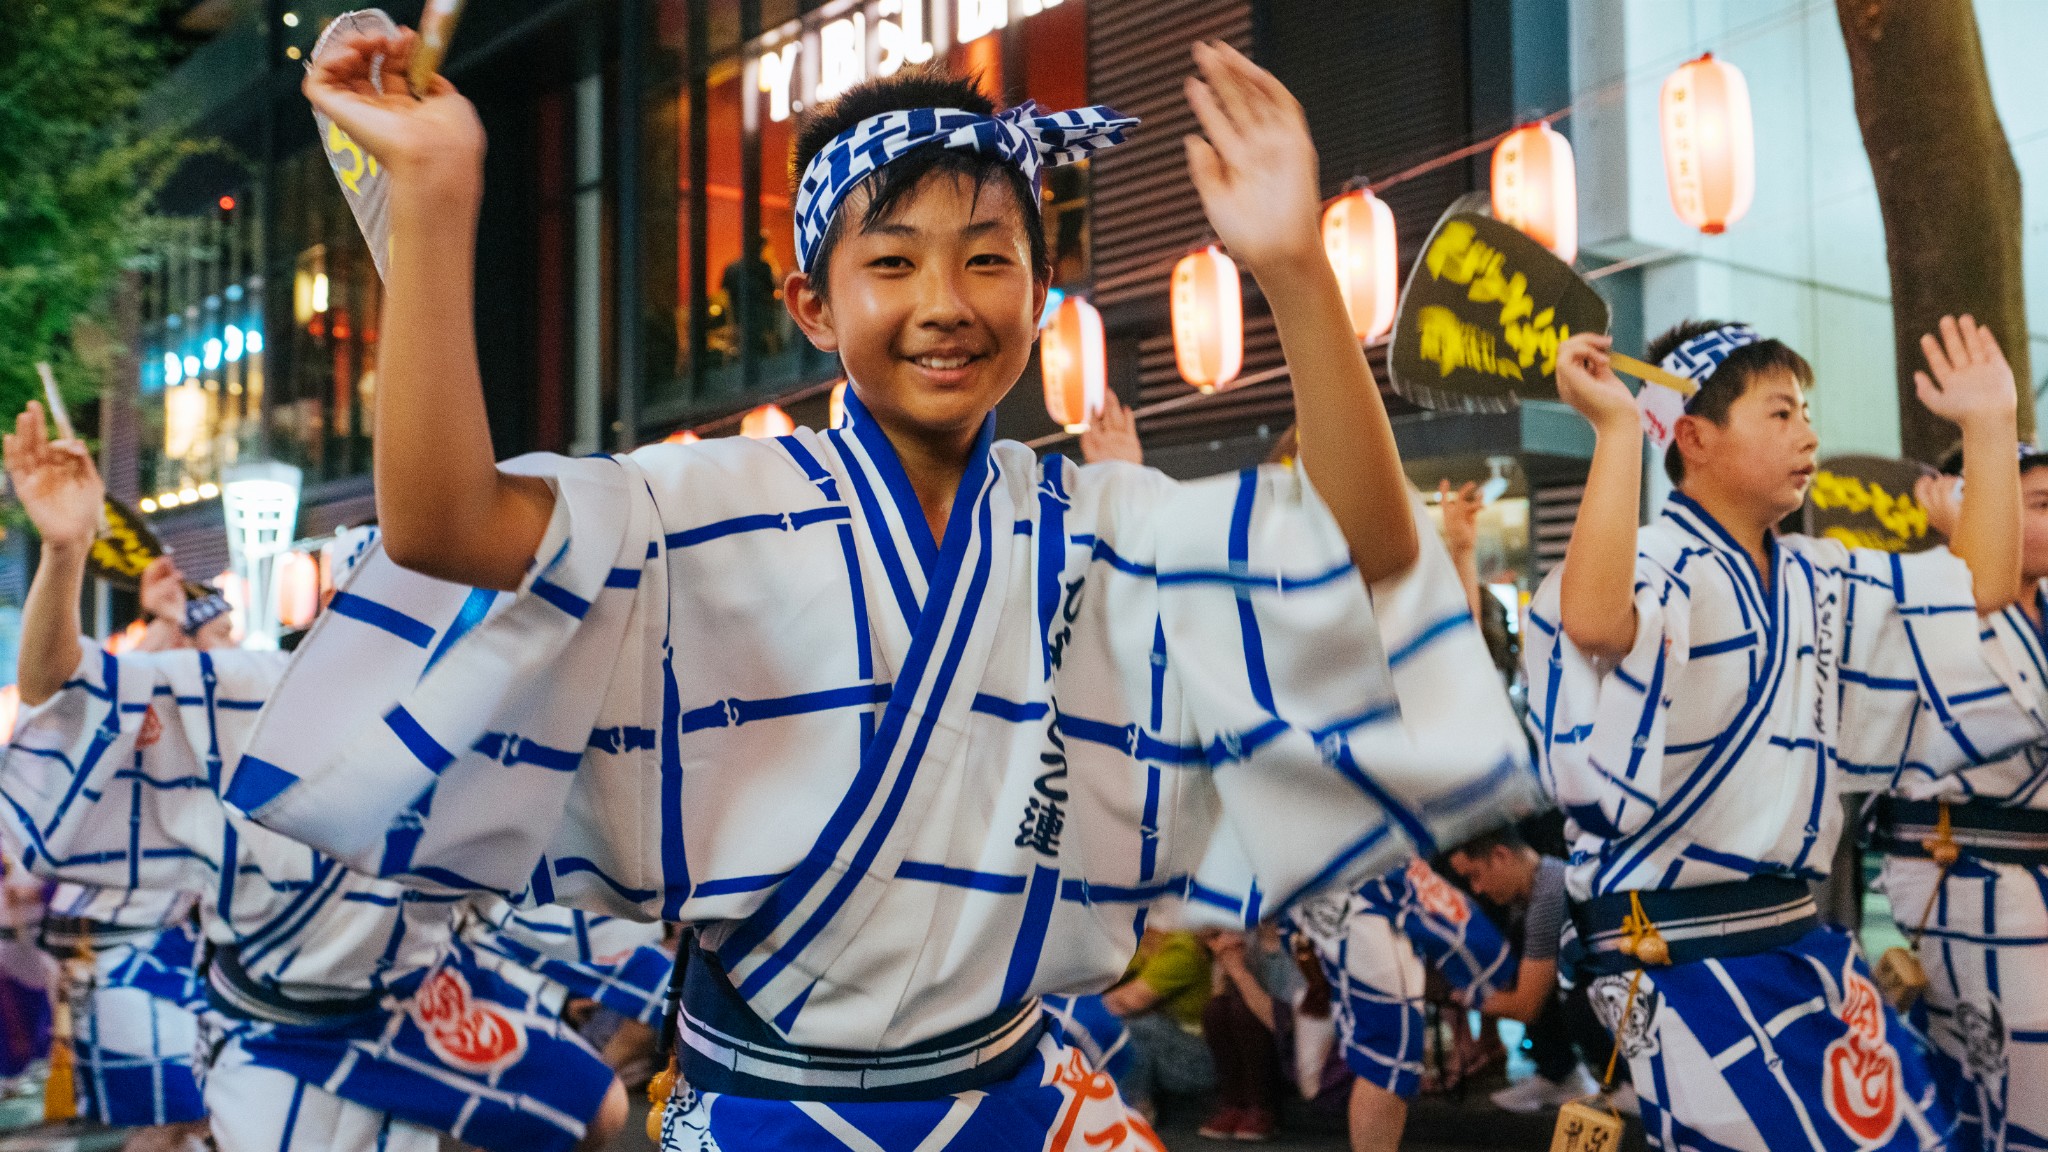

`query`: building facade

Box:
[105,0,1590,627]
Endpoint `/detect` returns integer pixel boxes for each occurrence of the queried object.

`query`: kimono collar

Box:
[1664,490,1780,584]
[840,384,998,571]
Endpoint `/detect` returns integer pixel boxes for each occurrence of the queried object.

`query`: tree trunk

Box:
[1836,0,2031,462]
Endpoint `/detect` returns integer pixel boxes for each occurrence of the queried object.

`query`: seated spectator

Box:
[1103,928,1217,1121]
[1447,828,1631,1115]
[1198,926,1295,1141]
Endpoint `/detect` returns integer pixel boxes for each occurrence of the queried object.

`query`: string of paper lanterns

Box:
[641,54,1757,440]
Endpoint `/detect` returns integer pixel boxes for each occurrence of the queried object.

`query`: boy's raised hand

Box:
[1078,391,1144,466]
[3,402,101,548]
[1554,333,1636,434]
[1183,41,1323,273]
[1916,314,2017,429]
[302,29,483,189]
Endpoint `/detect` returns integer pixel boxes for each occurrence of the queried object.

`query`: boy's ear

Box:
[1673,412,1711,475]
[1031,276,1051,333]
[785,270,838,353]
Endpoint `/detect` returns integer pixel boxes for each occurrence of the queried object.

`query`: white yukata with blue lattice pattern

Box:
[231,390,1538,1151]
[1,646,618,1152]
[1526,492,2046,1152]
[42,883,206,1125]
[464,899,672,1024]
[1287,858,1510,1099]
[1881,581,2048,1152]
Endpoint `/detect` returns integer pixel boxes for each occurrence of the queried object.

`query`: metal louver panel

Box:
[1532,483,1584,577]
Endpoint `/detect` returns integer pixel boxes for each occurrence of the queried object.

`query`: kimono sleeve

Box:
[232,452,657,900]
[0,646,280,893]
[1829,544,2044,790]
[1521,553,1685,842]
[1145,464,1541,915]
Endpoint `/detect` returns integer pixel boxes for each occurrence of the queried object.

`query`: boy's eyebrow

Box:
[861,219,1014,239]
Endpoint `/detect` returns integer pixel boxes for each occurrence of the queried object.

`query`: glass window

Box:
[270,147,380,485]
[134,203,266,513]
[641,80,689,408]
[702,57,747,400]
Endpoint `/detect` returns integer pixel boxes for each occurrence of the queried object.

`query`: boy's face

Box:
[1678,368,1818,520]
[2020,468,2048,583]
[786,173,1047,449]
[1446,845,1530,906]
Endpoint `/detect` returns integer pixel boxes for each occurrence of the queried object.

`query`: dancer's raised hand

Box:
[302,28,484,191]
[1182,41,1322,274]
[4,402,101,548]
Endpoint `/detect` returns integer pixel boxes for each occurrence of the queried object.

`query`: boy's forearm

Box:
[1559,425,1642,659]
[20,539,88,707]
[377,180,553,590]
[1951,413,2022,614]
[1253,251,1418,584]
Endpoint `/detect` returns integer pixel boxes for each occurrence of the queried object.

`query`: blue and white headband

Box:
[1659,323,1762,402]
[794,101,1138,274]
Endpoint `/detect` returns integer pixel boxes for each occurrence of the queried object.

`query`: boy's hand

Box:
[4,402,101,549]
[139,557,188,624]
[1078,392,1144,466]
[1183,41,1323,275]
[303,29,484,194]
[1915,473,1962,541]
[1555,333,1636,434]
[1916,314,2017,430]
[1438,480,1482,558]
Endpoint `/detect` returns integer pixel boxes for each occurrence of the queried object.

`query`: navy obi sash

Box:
[1573,876,1819,975]
[1873,796,2048,866]
[676,941,1044,1103]
[205,944,386,1027]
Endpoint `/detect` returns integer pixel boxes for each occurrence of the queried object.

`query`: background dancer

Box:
[1527,316,2037,1151]
[1875,445,2048,1151]
[249,29,1537,1152]
[1,402,630,1152]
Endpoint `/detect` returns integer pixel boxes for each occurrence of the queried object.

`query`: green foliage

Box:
[0,0,192,423]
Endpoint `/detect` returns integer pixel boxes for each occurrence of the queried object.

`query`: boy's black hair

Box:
[1938,442,2048,478]
[1447,825,1528,860]
[1646,320,1816,486]
[791,66,1051,295]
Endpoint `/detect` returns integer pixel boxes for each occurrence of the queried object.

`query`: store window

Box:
[135,206,264,514]
[268,147,382,485]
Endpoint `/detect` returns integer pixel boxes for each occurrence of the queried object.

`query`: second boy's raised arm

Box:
[1183,42,1418,583]
[1916,315,2022,614]
[303,32,553,590]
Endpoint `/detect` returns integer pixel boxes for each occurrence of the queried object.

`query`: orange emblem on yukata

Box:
[409,966,528,1075]
[1824,971,1902,1146]
[1406,858,1470,926]
[1046,1047,1164,1152]
[136,707,163,750]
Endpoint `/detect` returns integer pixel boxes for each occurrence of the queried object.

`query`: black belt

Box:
[1572,876,1819,975]
[39,916,158,954]
[676,942,1044,1103]
[205,943,386,1027]
[1873,797,2048,866]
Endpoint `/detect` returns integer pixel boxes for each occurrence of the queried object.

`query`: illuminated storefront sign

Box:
[755,0,1065,123]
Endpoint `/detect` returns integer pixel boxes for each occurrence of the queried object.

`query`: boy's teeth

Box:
[917,356,970,370]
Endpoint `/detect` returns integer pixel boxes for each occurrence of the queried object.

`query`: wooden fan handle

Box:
[1608,352,1698,400]
[408,0,467,94]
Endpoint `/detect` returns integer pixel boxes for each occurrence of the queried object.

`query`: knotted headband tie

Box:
[1659,324,1762,406]
[794,101,1138,275]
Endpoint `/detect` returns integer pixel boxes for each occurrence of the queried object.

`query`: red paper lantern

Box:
[1660,53,1755,235]
[1172,246,1244,392]
[663,429,701,445]
[1322,189,1399,343]
[740,404,795,439]
[1041,295,1105,432]
[1492,123,1578,263]
[275,550,321,631]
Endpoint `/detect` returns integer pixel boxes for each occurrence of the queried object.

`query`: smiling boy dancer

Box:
[236,31,1537,1152]
[0,408,631,1152]
[1874,447,2048,1152]
[1528,318,2040,1152]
